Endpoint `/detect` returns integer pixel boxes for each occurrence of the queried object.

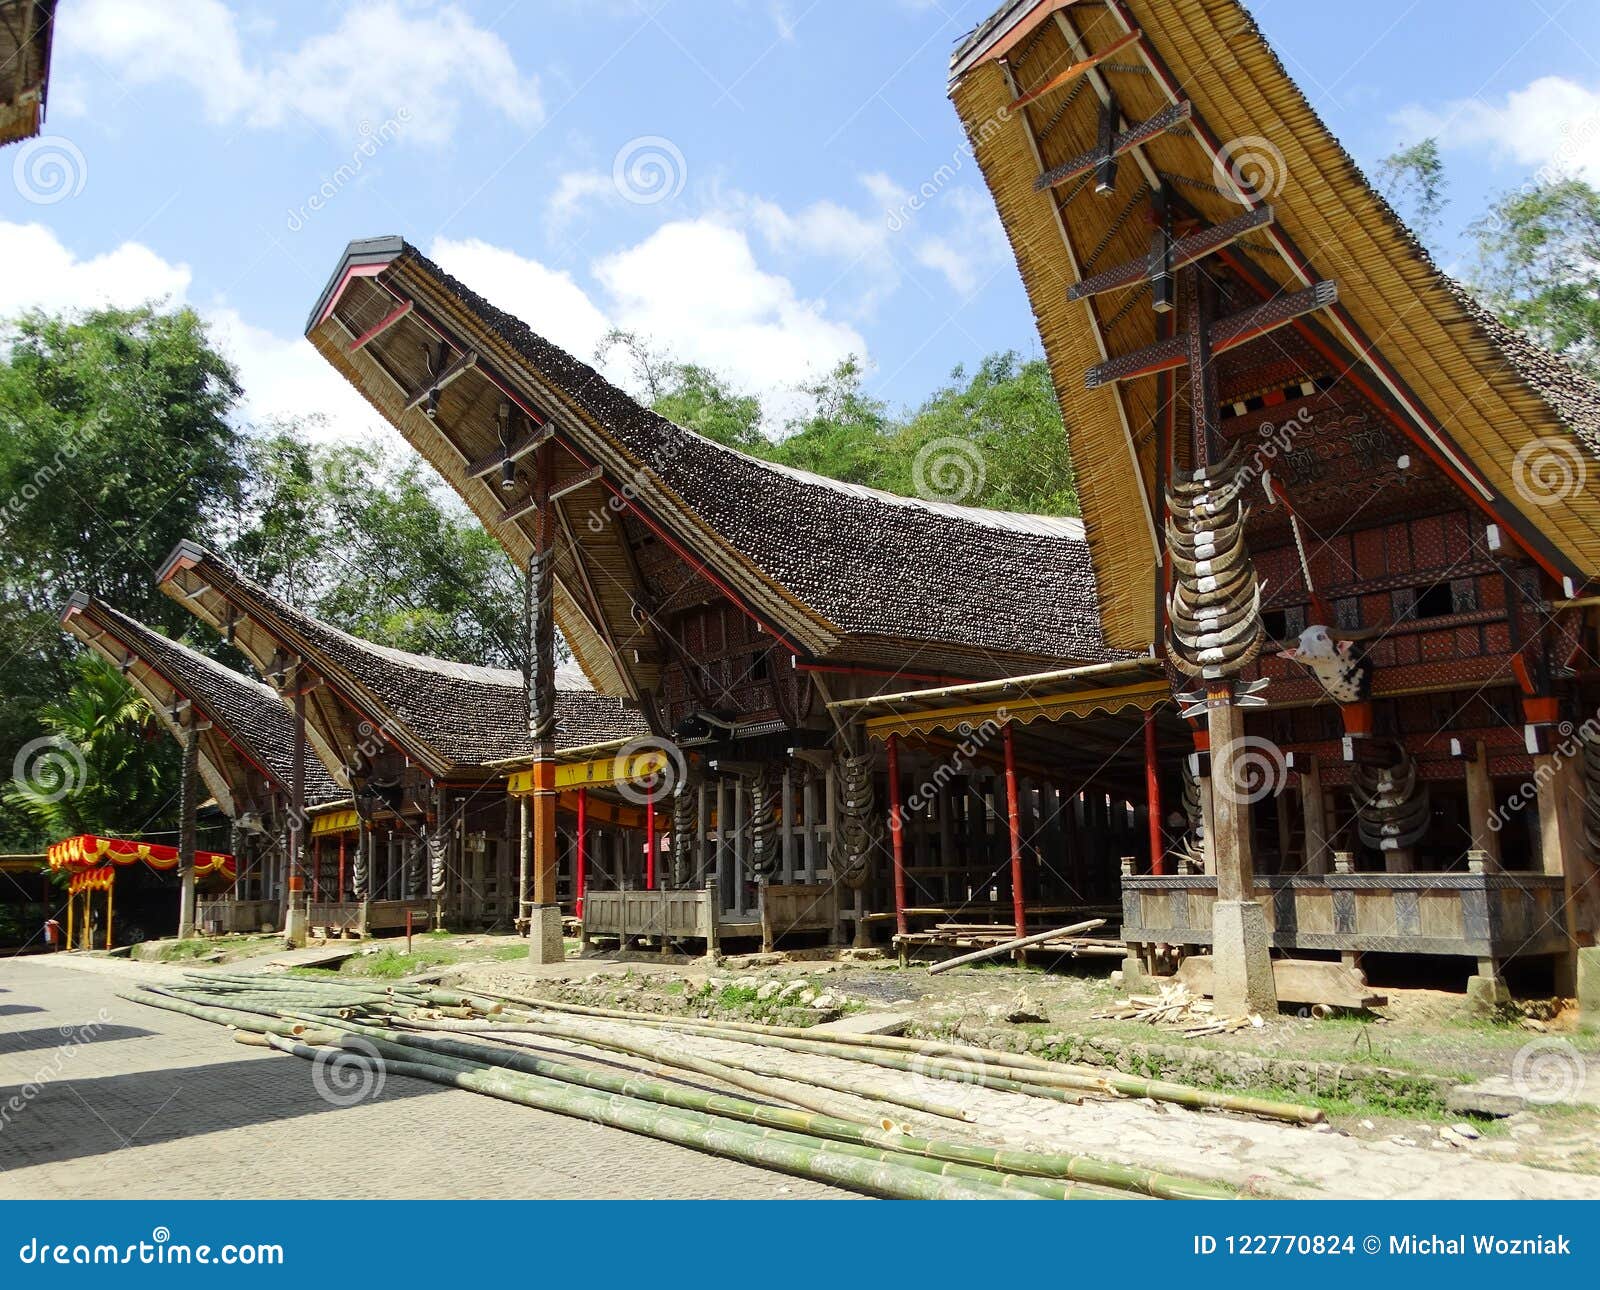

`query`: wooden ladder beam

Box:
[1034,100,1190,192]
[1069,205,1275,302]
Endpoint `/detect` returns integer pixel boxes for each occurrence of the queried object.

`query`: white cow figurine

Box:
[1276,624,1376,705]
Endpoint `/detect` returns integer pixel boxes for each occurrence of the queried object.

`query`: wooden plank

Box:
[465,423,554,480]
[1068,205,1275,302]
[346,299,412,353]
[1086,281,1337,388]
[1034,100,1191,192]
[402,348,478,412]
[1008,29,1142,111]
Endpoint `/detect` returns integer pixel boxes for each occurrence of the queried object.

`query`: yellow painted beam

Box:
[862,679,1170,742]
[509,748,668,795]
[310,809,360,837]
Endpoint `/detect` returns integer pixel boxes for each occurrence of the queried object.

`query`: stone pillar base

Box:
[1575,947,1600,1031]
[527,903,565,964]
[1211,899,1276,1016]
[283,905,308,948]
[1120,951,1151,991]
[1466,973,1511,1018]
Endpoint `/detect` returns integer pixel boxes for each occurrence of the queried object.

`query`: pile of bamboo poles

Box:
[122,971,1304,1201]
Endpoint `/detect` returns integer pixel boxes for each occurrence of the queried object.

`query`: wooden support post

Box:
[177,720,198,939]
[887,734,908,939]
[1299,755,1330,875]
[575,787,588,920]
[1143,708,1163,875]
[285,679,308,944]
[644,776,657,891]
[337,833,348,904]
[527,440,562,963]
[1535,751,1583,994]
[1003,723,1027,948]
[1207,690,1277,1015]
[105,881,114,950]
[1464,740,1502,870]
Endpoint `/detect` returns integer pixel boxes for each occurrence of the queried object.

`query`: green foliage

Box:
[3,651,177,842]
[1473,177,1600,378]
[230,428,526,667]
[1376,137,1448,244]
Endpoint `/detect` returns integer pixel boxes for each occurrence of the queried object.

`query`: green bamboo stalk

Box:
[403,1014,972,1125]
[472,990,1322,1125]
[322,1031,1126,1201]
[263,1033,1024,1201]
[304,1014,1229,1200]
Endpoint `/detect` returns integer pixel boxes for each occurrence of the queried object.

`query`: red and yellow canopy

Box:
[68,867,116,895]
[47,834,236,880]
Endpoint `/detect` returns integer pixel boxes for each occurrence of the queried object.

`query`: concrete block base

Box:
[527,903,565,964]
[1210,899,1277,1016]
[1120,953,1152,992]
[1465,973,1511,1017]
[1576,947,1600,1030]
[283,906,308,948]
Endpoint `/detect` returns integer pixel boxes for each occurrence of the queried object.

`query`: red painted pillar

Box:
[575,788,588,919]
[887,734,908,938]
[1144,708,1164,876]
[1003,722,1026,939]
[312,836,323,902]
[644,776,656,890]
[337,834,347,903]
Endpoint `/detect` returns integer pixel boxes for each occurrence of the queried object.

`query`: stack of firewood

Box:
[1093,983,1264,1036]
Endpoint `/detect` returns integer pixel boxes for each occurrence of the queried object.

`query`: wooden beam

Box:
[1086,280,1337,389]
[1034,100,1190,192]
[402,348,478,412]
[496,467,600,523]
[346,300,412,353]
[1007,29,1141,111]
[464,424,554,480]
[1069,206,1275,302]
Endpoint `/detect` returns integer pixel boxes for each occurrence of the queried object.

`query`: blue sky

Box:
[3,0,1599,439]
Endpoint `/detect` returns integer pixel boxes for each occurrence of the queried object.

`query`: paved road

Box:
[0,957,845,1200]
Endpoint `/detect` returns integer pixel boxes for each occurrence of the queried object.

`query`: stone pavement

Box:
[0,957,847,1200]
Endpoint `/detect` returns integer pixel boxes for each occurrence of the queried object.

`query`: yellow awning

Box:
[311,809,360,837]
[861,678,1170,742]
[507,747,669,796]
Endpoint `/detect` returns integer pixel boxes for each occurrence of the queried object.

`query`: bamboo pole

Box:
[927,918,1107,974]
[263,1033,1020,1201]
[468,990,1323,1124]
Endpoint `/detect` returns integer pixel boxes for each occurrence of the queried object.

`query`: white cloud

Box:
[1396,75,1600,184]
[0,222,379,442]
[62,0,542,144]
[544,169,621,231]
[595,219,867,415]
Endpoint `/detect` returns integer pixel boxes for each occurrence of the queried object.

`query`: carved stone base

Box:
[527,903,565,964]
[1211,899,1277,1016]
[283,905,308,948]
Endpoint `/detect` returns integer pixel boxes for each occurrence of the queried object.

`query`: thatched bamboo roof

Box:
[304,237,1121,699]
[156,541,646,781]
[61,594,346,815]
[950,0,1600,651]
[0,1,55,147]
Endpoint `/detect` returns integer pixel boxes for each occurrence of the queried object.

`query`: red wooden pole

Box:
[1144,708,1165,876]
[644,777,656,890]
[887,734,908,938]
[1003,722,1026,939]
[337,834,347,903]
[575,788,588,919]
[312,836,322,902]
